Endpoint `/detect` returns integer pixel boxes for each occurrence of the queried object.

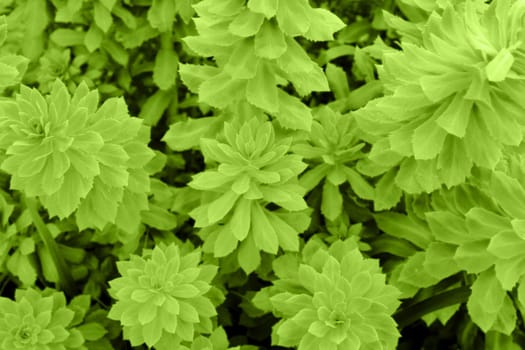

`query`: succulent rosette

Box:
[180,0,345,131]
[107,243,222,349]
[188,117,311,273]
[292,106,374,219]
[0,288,85,350]
[254,238,401,350]
[354,0,525,207]
[0,78,155,233]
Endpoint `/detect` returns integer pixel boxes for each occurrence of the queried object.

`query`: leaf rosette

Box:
[0,288,85,350]
[107,243,222,349]
[254,238,401,350]
[354,0,525,206]
[0,79,155,233]
[188,117,310,273]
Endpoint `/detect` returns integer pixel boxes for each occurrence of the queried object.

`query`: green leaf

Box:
[50,29,85,47]
[179,64,220,93]
[321,180,342,221]
[435,94,473,138]
[487,230,525,259]
[139,89,173,127]
[399,252,440,288]
[225,38,259,80]
[266,211,300,251]
[485,331,521,350]
[147,0,176,32]
[0,16,7,46]
[153,47,178,90]
[494,256,525,290]
[141,204,177,230]
[115,191,148,234]
[237,234,261,274]
[77,322,107,341]
[325,63,350,100]
[486,48,514,82]
[276,0,311,36]
[163,117,221,151]
[374,168,403,211]
[374,212,431,249]
[304,8,346,41]
[246,61,278,113]
[199,72,246,108]
[422,242,460,280]
[214,226,239,257]
[248,0,278,19]
[84,25,104,52]
[412,118,447,160]
[101,39,129,66]
[94,2,113,33]
[454,240,495,274]
[36,244,59,283]
[425,211,472,245]
[228,198,251,241]
[207,191,239,225]
[229,8,265,37]
[464,114,501,169]
[490,171,525,220]
[254,20,287,59]
[344,167,374,200]
[467,268,506,333]
[276,91,312,131]
[251,203,279,254]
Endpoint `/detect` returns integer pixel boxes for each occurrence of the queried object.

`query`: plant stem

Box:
[23,195,75,296]
[393,286,471,328]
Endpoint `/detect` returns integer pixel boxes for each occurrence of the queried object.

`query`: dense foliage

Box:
[2,0,525,349]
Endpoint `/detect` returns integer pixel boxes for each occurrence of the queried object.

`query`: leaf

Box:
[248,0,278,18]
[225,38,259,80]
[94,2,113,33]
[321,180,342,221]
[435,94,473,138]
[162,117,221,151]
[228,198,251,241]
[486,48,514,82]
[141,204,177,231]
[425,211,473,244]
[487,230,525,259]
[50,29,85,47]
[77,322,107,341]
[84,25,104,52]
[412,118,448,160]
[374,168,403,211]
[304,8,346,41]
[179,64,219,93]
[214,226,239,257]
[153,47,178,90]
[251,203,279,254]
[467,268,506,333]
[276,91,312,131]
[464,113,501,169]
[207,191,239,225]
[494,257,525,291]
[147,0,176,32]
[422,242,460,280]
[325,63,350,99]
[101,39,129,66]
[374,212,431,249]
[0,16,6,46]
[246,61,278,113]
[254,20,287,59]
[229,8,265,37]
[276,0,311,36]
[139,89,173,127]
[266,211,300,251]
[237,234,261,274]
[399,252,440,288]
[454,240,495,274]
[344,167,374,200]
[490,171,525,220]
[437,136,472,188]
[115,191,148,234]
[199,72,246,108]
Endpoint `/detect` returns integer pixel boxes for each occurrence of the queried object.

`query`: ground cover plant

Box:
[2,0,525,349]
